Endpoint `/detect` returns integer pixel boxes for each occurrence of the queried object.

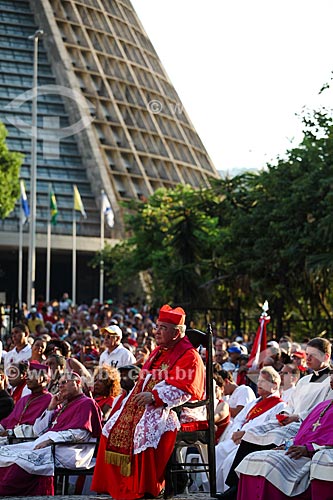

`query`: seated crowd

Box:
[0,294,332,499]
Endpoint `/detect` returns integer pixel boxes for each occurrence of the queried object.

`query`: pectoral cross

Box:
[312,419,321,431]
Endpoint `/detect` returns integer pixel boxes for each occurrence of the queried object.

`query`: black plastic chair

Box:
[165,324,217,497]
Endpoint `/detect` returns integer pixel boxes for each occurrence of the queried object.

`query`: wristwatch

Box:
[7,429,14,437]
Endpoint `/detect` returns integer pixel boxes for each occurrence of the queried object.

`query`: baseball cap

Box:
[30,306,37,313]
[267,340,279,349]
[119,364,141,379]
[292,351,306,359]
[227,346,242,354]
[101,325,123,339]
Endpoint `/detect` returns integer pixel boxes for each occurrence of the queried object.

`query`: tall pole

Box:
[72,209,76,307]
[46,183,51,303]
[27,29,43,309]
[18,205,23,309]
[100,189,105,304]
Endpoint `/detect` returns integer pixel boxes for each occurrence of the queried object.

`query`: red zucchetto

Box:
[158,304,186,325]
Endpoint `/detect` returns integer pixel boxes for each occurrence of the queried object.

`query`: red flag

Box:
[247,303,270,369]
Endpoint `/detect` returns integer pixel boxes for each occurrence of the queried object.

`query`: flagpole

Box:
[46,183,51,303]
[18,204,23,309]
[100,189,105,304]
[27,29,43,309]
[72,208,76,306]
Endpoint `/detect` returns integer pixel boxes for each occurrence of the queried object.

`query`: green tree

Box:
[101,184,222,309]
[0,123,23,218]
[210,109,333,333]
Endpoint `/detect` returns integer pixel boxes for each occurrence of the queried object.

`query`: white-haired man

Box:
[99,324,136,368]
[215,366,286,495]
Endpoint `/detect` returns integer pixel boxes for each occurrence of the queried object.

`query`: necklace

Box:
[312,400,333,431]
[51,401,69,427]
[17,392,46,425]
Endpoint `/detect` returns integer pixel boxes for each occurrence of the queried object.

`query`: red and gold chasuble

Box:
[105,336,204,476]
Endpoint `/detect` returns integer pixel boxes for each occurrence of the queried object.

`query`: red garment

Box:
[95,395,115,409]
[237,474,311,500]
[0,464,53,496]
[236,371,247,386]
[11,380,27,405]
[215,413,230,444]
[143,336,205,400]
[92,336,205,499]
[311,479,332,500]
[1,391,52,429]
[95,395,115,420]
[92,432,176,499]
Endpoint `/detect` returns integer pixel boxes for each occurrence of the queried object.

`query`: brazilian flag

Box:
[50,189,58,225]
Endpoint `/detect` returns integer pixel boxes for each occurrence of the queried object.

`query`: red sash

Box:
[244,396,282,424]
[11,380,26,405]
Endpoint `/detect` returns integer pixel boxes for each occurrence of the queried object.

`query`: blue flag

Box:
[20,179,30,222]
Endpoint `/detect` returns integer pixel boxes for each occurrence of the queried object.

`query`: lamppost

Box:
[27,29,43,309]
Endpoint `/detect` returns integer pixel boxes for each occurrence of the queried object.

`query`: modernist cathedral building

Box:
[0,0,219,304]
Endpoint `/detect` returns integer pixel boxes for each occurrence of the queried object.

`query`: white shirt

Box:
[3,344,32,370]
[286,372,333,420]
[99,344,136,368]
[228,384,256,410]
[281,385,296,403]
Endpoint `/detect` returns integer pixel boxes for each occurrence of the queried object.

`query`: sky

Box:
[131,0,333,175]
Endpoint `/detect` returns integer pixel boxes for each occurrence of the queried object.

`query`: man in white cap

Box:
[99,325,136,368]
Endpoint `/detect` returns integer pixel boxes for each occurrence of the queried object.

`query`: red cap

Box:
[158,304,186,325]
[292,351,306,359]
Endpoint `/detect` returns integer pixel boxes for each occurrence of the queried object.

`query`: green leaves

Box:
[0,123,23,219]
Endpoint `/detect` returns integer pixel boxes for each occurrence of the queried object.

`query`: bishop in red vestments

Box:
[92,304,205,499]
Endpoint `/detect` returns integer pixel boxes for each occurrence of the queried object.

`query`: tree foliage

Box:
[0,123,23,219]
[101,108,333,335]
[102,185,223,308]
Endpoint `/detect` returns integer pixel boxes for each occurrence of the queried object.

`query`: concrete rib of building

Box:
[0,0,219,303]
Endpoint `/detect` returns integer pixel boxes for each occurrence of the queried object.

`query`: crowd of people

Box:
[0,293,332,499]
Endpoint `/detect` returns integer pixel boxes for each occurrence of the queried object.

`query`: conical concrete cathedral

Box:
[0,0,219,303]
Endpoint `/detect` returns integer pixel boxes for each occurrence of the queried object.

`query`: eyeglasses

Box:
[104,334,118,339]
[59,379,72,386]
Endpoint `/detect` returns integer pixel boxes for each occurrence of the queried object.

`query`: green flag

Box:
[50,189,58,225]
